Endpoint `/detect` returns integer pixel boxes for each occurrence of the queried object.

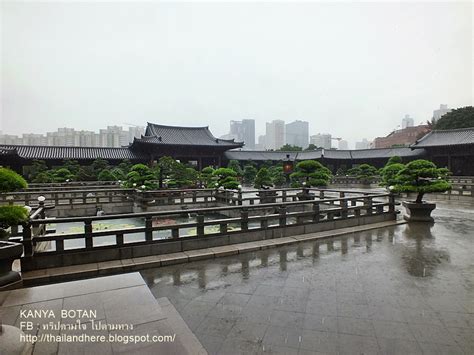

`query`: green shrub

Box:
[347,164,378,183]
[52,168,75,182]
[227,160,243,176]
[200,167,216,188]
[243,165,258,185]
[0,167,28,192]
[270,166,286,187]
[290,160,331,187]
[125,164,157,189]
[213,168,239,189]
[254,168,273,189]
[380,163,405,187]
[392,159,451,203]
[0,206,29,233]
[98,169,116,181]
[386,156,402,165]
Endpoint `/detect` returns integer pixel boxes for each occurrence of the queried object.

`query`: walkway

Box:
[141,201,474,354]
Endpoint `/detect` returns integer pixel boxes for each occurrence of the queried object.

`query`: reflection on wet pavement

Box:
[141,201,474,354]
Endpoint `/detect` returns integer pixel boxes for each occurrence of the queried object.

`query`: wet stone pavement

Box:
[140,201,474,355]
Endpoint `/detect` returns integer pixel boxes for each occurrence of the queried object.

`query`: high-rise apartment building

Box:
[285,120,309,148]
[265,120,285,150]
[433,104,452,122]
[229,119,255,149]
[310,133,332,149]
[355,138,371,150]
[402,114,414,129]
[338,139,348,150]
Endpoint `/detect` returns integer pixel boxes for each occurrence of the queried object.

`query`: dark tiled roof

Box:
[349,147,425,159]
[0,145,146,160]
[225,147,425,161]
[135,122,243,148]
[411,128,474,148]
[224,150,299,161]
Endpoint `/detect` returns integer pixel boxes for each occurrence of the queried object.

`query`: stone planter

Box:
[402,201,436,222]
[257,190,277,204]
[0,240,23,289]
[296,188,315,201]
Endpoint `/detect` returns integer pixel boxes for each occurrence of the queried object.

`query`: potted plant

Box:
[290,160,331,200]
[254,167,277,203]
[391,159,451,222]
[0,167,29,289]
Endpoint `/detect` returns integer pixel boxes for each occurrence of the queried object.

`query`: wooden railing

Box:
[21,192,396,256]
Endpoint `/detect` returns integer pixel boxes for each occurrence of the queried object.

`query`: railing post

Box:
[282,190,287,202]
[312,202,320,222]
[364,195,373,215]
[22,222,33,257]
[192,191,197,203]
[56,239,64,252]
[145,216,153,242]
[197,214,205,236]
[172,227,179,239]
[279,205,287,227]
[116,232,124,246]
[238,190,243,206]
[341,197,348,218]
[260,217,268,229]
[240,208,249,231]
[84,220,93,249]
[319,190,325,200]
[220,222,228,234]
[388,194,395,213]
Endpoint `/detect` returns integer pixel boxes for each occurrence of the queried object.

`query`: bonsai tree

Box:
[347,164,378,184]
[392,159,451,204]
[24,159,48,182]
[254,168,273,189]
[98,169,116,181]
[227,160,243,177]
[125,164,158,190]
[0,168,29,239]
[51,167,75,182]
[243,165,258,185]
[386,156,402,165]
[200,167,216,188]
[290,160,331,187]
[212,168,239,189]
[380,162,405,188]
[270,166,286,187]
[0,167,28,192]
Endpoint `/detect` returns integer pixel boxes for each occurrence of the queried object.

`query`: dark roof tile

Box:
[412,128,474,148]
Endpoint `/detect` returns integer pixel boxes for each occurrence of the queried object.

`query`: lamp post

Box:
[283,154,294,186]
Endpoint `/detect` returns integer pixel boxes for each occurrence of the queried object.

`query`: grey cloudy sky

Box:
[1,1,472,148]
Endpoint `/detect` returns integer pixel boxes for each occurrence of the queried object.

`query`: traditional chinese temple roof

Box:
[411,128,474,148]
[0,145,145,160]
[132,123,244,148]
[225,147,425,161]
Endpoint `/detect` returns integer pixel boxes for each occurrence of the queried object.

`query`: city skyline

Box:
[1,2,472,146]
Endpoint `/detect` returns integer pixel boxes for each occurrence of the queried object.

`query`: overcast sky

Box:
[1,1,472,148]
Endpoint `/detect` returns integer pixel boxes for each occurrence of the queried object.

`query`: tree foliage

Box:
[227,160,243,176]
[213,168,239,189]
[380,163,405,187]
[386,156,402,165]
[254,168,273,189]
[304,144,320,151]
[0,167,28,192]
[391,159,451,203]
[125,164,157,189]
[200,167,216,188]
[0,206,30,235]
[347,164,378,183]
[269,166,286,187]
[243,165,258,185]
[433,106,474,130]
[277,144,302,152]
[290,160,331,187]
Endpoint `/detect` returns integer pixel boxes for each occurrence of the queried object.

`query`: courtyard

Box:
[140,200,474,354]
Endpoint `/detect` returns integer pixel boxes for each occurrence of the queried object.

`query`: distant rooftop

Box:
[412,128,474,148]
[133,122,243,148]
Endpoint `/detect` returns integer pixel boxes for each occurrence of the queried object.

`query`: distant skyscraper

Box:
[338,139,348,150]
[255,135,266,150]
[433,104,452,122]
[355,138,371,150]
[265,120,285,150]
[310,133,332,149]
[228,119,255,149]
[285,120,309,148]
[402,114,414,129]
